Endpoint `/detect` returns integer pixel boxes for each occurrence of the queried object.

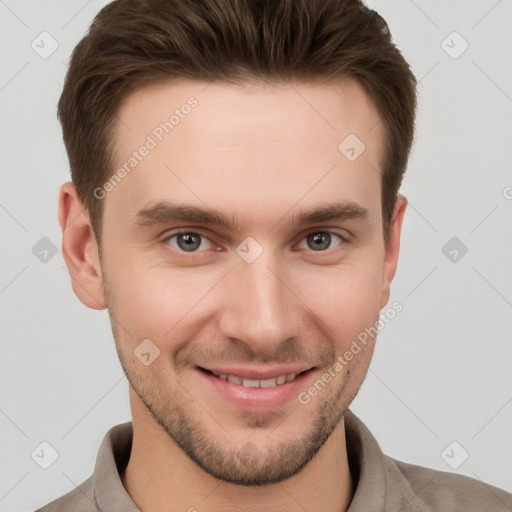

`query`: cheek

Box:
[104,254,219,345]
[115,276,184,335]
[297,259,383,345]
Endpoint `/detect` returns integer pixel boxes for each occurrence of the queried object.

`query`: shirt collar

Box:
[93,420,139,512]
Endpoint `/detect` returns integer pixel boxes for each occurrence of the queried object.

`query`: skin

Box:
[59,78,407,512]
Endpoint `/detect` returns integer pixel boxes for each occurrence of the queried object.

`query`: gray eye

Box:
[177,233,201,251]
[167,232,213,252]
[300,232,343,251]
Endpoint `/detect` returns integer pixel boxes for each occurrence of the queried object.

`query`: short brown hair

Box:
[58,0,416,246]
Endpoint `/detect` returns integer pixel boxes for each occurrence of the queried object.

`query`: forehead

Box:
[106,78,384,232]
[114,77,381,150]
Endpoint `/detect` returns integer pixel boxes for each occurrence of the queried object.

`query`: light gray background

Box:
[1,1,511,510]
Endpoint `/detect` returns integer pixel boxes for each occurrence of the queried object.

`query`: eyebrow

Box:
[131,201,369,231]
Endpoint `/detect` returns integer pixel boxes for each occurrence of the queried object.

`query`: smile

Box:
[209,370,305,388]
[196,365,316,412]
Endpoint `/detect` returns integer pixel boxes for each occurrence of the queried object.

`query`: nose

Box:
[217,248,303,357]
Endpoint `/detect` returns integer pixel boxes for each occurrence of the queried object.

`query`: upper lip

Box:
[198,365,314,380]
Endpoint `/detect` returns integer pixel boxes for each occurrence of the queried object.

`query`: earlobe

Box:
[379,195,407,310]
[58,182,107,310]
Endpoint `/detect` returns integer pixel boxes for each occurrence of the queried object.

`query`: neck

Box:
[121,392,354,512]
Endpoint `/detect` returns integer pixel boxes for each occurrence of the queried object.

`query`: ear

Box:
[58,182,107,310]
[379,194,407,309]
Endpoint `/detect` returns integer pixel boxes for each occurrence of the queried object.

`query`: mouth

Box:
[197,367,312,388]
[195,365,316,412]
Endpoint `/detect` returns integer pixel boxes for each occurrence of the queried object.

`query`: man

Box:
[36,0,512,510]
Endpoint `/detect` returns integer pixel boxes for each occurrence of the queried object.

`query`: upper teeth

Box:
[211,371,299,388]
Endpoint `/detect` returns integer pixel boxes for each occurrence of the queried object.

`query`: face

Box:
[73,78,404,485]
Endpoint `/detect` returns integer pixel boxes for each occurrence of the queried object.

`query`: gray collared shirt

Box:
[35,409,512,511]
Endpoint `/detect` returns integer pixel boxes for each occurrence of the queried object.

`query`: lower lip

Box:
[196,368,314,413]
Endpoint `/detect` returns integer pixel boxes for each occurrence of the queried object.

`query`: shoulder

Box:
[389,456,512,511]
[34,475,96,512]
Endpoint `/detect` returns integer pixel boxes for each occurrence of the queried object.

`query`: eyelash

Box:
[161,229,348,258]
